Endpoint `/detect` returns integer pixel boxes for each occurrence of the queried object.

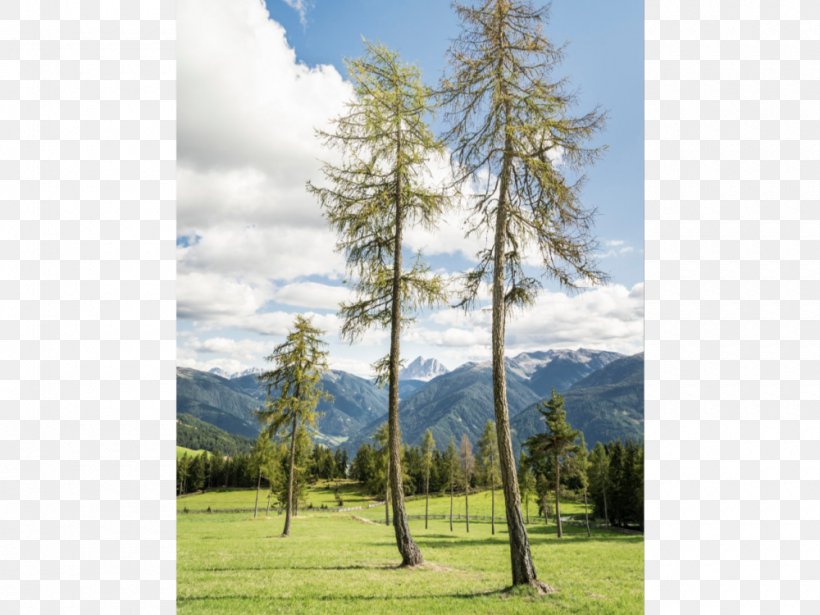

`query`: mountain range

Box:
[177,349,643,453]
[178,367,387,448]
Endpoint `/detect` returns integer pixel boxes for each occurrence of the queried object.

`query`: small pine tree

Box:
[258,315,331,537]
[526,389,579,538]
[460,434,475,533]
[421,429,436,530]
[477,420,501,534]
[518,452,536,525]
[444,437,459,532]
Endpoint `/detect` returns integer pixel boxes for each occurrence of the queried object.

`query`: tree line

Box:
[176,438,348,500]
[346,410,644,534]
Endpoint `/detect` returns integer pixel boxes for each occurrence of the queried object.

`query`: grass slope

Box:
[178,481,376,512]
[178,486,642,614]
[177,445,209,459]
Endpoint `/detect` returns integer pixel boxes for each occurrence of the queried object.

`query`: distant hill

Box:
[177,366,388,447]
[177,367,262,438]
[524,348,623,397]
[179,347,642,456]
[176,413,254,457]
[398,379,426,400]
[510,352,644,452]
[344,360,542,453]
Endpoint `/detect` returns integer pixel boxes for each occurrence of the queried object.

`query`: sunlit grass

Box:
[178,484,642,614]
[177,480,377,511]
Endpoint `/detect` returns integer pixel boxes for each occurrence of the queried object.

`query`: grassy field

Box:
[177,445,209,459]
[178,485,642,614]
[177,480,377,511]
[356,487,588,526]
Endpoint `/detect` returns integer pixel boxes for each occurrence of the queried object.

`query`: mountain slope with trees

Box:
[511,353,644,451]
[177,367,388,446]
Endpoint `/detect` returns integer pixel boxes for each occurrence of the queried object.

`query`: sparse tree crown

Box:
[440,0,608,308]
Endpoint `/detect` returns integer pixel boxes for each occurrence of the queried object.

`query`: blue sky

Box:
[176,0,644,377]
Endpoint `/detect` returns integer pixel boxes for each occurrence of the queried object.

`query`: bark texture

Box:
[554,453,563,538]
[491,455,496,535]
[282,413,298,537]
[465,485,470,533]
[253,469,261,519]
[491,145,547,590]
[425,473,430,529]
[387,188,423,566]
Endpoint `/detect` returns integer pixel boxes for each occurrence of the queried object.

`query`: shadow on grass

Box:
[189,563,407,573]
[383,528,643,550]
[179,587,523,603]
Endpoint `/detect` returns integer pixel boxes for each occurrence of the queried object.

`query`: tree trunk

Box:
[266,493,271,517]
[491,458,496,535]
[583,488,591,537]
[385,475,390,527]
[425,471,429,529]
[603,482,609,527]
[555,454,562,538]
[282,413,298,537]
[465,483,470,533]
[490,144,545,589]
[525,494,529,524]
[449,473,454,532]
[253,468,262,519]
[385,147,423,567]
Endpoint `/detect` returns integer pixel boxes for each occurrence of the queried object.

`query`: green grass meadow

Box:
[178,485,643,614]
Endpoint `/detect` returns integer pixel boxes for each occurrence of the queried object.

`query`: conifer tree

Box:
[421,429,436,529]
[444,437,459,532]
[258,316,330,537]
[440,0,606,589]
[589,442,610,525]
[308,41,452,567]
[526,389,579,538]
[460,434,475,533]
[478,420,501,534]
[518,452,535,525]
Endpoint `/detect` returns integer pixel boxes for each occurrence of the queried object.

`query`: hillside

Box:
[344,361,542,453]
[177,367,261,438]
[177,412,255,456]
[178,348,642,455]
[177,366,388,446]
[510,352,644,450]
[344,348,630,453]
[517,349,624,397]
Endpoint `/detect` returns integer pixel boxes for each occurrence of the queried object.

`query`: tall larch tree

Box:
[460,434,475,533]
[478,420,501,534]
[258,316,330,537]
[525,389,579,538]
[421,429,436,529]
[518,451,535,524]
[308,42,452,567]
[445,437,459,532]
[588,442,610,525]
[563,431,592,537]
[252,432,275,520]
[439,0,606,590]
[372,423,391,526]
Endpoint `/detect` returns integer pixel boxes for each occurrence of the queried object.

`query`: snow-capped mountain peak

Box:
[507,348,620,379]
[399,356,449,382]
[207,366,262,380]
[207,367,232,379]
